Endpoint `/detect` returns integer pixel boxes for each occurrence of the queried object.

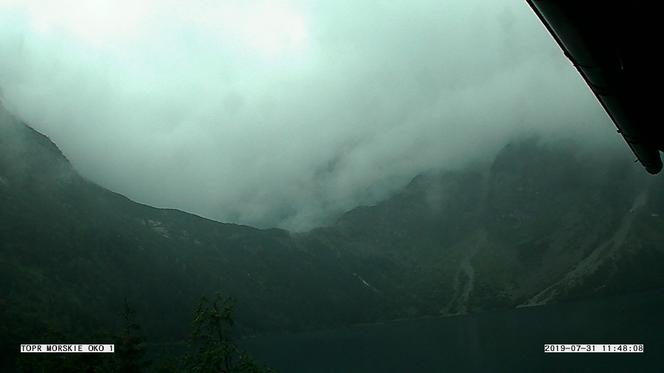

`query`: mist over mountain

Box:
[0,0,626,231]
[2,101,663,370]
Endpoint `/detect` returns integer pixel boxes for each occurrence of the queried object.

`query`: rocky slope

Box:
[0,103,383,357]
[318,139,664,316]
[2,100,664,368]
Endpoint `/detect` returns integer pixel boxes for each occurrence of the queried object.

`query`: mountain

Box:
[319,140,664,316]
[2,100,664,369]
[0,102,385,359]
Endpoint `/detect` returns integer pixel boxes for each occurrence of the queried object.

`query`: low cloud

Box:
[0,0,625,230]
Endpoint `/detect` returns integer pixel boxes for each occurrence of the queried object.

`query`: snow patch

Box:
[353,273,380,293]
[146,219,170,238]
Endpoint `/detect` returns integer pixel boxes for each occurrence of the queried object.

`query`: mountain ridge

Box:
[2,101,664,369]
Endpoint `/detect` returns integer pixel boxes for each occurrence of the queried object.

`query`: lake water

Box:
[240,289,664,372]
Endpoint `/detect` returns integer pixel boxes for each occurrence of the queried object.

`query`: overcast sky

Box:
[0,0,625,230]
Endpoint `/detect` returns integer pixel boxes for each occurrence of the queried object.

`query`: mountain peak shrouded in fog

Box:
[1,99,74,187]
[3,98,664,370]
[0,0,628,231]
[3,2,663,372]
[3,110,663,347]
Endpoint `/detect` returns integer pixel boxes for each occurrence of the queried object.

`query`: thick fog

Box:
[0,0,625,230]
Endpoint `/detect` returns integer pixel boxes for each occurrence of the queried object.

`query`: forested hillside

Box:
[2,101,663,370]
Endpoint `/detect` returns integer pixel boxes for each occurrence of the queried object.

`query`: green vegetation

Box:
[16,296,271,372]
[3,106,664,371]
[179,294,271,373]
[113,300,149,373]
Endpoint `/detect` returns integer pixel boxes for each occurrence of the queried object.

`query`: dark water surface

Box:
[240,289,664,372]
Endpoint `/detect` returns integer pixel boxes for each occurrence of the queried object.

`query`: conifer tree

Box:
[113,299,148,373]
[182,294,270,373]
